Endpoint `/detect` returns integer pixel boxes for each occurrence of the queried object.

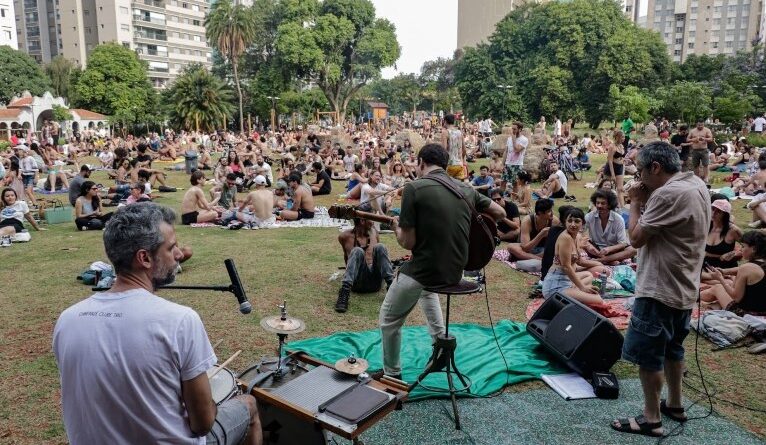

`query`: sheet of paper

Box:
[541,373,596,400]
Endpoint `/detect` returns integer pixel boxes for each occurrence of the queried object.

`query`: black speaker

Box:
[526,292,624,377]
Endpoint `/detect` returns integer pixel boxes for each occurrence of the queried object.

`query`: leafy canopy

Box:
[162,64,235,132]
[70,43,156,123]
[0,46,51,104]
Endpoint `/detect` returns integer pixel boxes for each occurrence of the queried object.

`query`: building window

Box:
[121,24,129,31]
[193,35,201,42]
[675,38,683,44]
[712,42,718,48]
[120,6,128,14]
[83,9,89,15]
[193,19,200,26]
[123,41,130,48]
[192,4,199,11]
[4,30,11,40]
[676,27,683,33]
[0,8,5,17]
[674,50,681,55]
[688,42,694,48]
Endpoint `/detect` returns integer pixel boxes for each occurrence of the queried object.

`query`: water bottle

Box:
[599,272,608,296]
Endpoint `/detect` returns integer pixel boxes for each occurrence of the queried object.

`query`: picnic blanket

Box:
[188,207,352,230]
[153,157,185,165]
[526,298,631,330]
[288,320,566,401]
[493,249,541,276]
[34,188,69,195]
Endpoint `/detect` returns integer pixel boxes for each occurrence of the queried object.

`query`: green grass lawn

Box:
[0,154,763,443]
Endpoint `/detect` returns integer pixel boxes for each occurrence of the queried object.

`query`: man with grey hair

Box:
[611,142,709,438]
[53,203,262,444]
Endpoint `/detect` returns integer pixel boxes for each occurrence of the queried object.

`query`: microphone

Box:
[225,259,251,314]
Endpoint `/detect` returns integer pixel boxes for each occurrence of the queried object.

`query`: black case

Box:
[592,371,620,399]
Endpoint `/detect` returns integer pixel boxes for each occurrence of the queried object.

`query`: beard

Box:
[151,258,179,289]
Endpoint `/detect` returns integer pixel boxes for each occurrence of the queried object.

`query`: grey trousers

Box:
[343,245,394,293]
[379,272,445,376]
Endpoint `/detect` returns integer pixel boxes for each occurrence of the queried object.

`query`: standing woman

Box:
[74,181,113,230]
[605,130,626,208]
[0,187,45,237]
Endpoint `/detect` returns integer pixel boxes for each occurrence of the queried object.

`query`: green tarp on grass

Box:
[288,320,566,400]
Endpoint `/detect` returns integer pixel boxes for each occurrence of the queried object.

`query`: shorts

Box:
[181,211,199,225]
[22,175,35,188]
[206,397,250,445]
[622,297,691,372]
[446,165,465,180]
[0,218,24,233]
[297,209,315,220]
[551,188,566,199]
[691,149,709,168]
[542,267,572,299]
[609,162,624,176]
[502,165,522,185]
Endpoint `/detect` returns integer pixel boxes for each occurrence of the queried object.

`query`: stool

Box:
[408,278,484,430]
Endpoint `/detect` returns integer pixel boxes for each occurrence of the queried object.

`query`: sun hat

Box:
[712,199,732,214]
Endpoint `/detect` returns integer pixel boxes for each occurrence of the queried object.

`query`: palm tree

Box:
[205,0,255,133]
[164,64,235,132]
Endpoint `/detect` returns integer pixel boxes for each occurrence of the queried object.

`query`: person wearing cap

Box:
[702,199,743,275]
[236,175,274,227]
[69,164,93,206]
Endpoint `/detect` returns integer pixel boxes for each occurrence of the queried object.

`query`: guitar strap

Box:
[422,173,494,240]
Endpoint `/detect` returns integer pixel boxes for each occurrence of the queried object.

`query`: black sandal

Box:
[611,415,663,437]
[660,399,687,423]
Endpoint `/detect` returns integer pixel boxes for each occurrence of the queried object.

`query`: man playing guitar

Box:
[53,203,261,444]
[378,144,506,380]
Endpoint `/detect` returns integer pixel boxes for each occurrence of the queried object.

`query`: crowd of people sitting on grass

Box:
[1,113,765,314]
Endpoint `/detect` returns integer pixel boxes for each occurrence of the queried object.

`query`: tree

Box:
[674,54,727,83]
[0,46,51,104]
[275,0,400,123]
[45,56,78,99]
[609,85,653,123]
[454,0,671,127]
[163,64,235,132]
[70,43,157,124]
[653,81,712,124]
[51,104,73,122]
[713,87,760,126]
[206,0,256,133]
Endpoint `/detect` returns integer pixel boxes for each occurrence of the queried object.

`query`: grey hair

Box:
[636,141,681,174]
[103,202,176,274]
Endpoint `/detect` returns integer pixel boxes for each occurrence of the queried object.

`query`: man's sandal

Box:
[611,415,663,437]
[661,399,688,422]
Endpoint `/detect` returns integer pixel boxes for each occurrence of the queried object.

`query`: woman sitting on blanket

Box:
[0,187,45,237]
[701,230,766,315]
[345,163,369,200]
[74,181,113,231]
[542,207,604,305]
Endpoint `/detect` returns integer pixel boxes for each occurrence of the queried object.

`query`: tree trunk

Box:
[233,58,244,134]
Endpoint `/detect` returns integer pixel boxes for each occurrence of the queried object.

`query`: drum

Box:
[208,366,240,405]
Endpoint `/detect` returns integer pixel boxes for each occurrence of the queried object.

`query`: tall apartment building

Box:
[55,0,212,88]
[13,0,61,62]
[646,0,764,62]
[457,0,640,48]
[0,0,18,48]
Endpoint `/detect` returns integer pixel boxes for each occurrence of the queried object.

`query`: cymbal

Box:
[260,315,306,335]
[335,356,369,375]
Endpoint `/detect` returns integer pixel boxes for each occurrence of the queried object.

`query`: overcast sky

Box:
[371,0,458,79]
[371,0,648,79]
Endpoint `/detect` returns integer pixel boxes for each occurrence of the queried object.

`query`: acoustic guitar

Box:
[328,204,498,270]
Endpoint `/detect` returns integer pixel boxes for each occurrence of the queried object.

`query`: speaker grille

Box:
[544,306,599,357]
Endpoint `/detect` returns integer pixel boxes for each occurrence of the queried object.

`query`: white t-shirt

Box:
[754,116,766,132]
[99,150,114,165]
[343,154,358,173]
[0,200,29,223]
[554,120,562,136]
[53,288,217,444]
[554,169,568,194]
[505,134,529,166]
[360,183,391,210]
[258,161,273,184]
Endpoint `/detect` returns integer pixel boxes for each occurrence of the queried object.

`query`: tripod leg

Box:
[445,367,462,430]
[450,354,470,392]
[408,343,445,392]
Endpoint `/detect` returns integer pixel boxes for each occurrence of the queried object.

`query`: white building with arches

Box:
[0,91,108,140]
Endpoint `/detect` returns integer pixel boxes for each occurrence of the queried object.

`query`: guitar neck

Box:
[352,210,395,225]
